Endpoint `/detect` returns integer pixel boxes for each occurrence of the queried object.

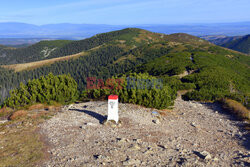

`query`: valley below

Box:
[38,96,250,166]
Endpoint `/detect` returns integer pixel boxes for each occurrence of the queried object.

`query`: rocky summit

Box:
[39,96,250,166]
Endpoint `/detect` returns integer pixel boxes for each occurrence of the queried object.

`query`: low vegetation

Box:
[0,126,44,167]
[82,73,176,109]
[9,110,28,120]
[221,98,250,121]
[3,73,78,109]
[0,104,60,167]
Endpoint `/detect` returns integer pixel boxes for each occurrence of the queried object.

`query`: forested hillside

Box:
[0,28,161,65]
[0,40,72,65]
[0,28,249,108]
[0,28,210,66]
[222,35,250,54]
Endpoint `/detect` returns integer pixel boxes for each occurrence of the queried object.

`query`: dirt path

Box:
[39,96,250,166]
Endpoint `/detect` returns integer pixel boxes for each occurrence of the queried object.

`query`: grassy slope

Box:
[0,105,60,167]
[2,52,87,72]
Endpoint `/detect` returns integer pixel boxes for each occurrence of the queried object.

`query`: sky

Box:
[0,0,249,25]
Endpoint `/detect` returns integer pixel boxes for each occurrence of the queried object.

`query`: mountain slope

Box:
[222,35,250,54]
[0,28,249,108]
[0,28,165,65]
[2,30,212,72]
[1,28,211,66]
[201,35,241,45]
[2,52,87,72]
[0,40,72,65]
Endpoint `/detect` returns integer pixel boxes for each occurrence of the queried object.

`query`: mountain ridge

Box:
[200,35,241,45]
[203,34,250,54]
[0,28,249,109]
[222,34,250,54]
[0,28,211,66]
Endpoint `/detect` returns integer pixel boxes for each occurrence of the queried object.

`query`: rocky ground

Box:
[39,96,250,167]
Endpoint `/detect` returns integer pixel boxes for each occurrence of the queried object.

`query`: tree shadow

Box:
[69,109,107,124]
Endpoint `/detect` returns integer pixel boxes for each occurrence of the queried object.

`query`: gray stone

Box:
[116,137,127,143]
[191,122,196,127]
[152,119,160,124]
[200,151,212,160]
[129,144,141,150]
[123,158,141,166]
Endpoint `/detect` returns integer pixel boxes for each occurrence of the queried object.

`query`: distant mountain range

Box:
[0,22,250,40]
[0,22,124,39]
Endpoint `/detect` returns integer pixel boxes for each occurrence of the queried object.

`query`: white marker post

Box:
[107,95,119,123]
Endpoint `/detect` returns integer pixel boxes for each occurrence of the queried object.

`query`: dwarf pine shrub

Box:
[82,73,176,109]
[4,73,79,109]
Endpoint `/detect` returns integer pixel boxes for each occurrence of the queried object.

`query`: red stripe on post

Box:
[108,95,118,100]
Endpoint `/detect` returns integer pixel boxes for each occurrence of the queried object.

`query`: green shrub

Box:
[162,75,196,91]
[82,73,176,109]
[136,52,192,76]
[4,73,79,109]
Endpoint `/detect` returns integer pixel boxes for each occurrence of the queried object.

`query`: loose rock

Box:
[39,97,248,166]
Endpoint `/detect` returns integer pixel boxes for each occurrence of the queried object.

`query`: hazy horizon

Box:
[0,21,250,40]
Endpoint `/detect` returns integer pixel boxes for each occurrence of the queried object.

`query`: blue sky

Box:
[0,0,249,25]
